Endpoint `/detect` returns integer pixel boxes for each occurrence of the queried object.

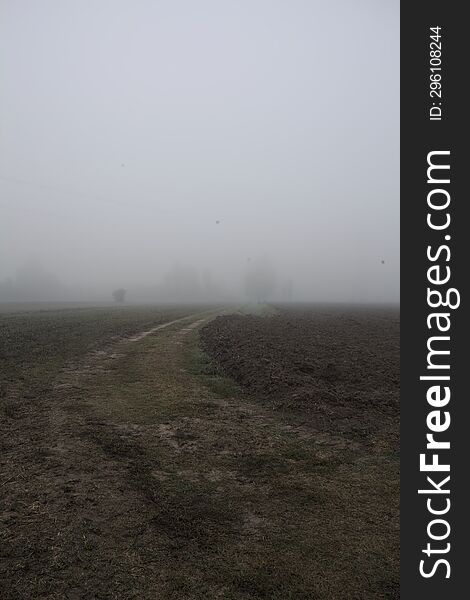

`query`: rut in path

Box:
[1,312,220,600]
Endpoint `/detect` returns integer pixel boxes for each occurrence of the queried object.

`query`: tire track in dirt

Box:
[0,309,222,600]
[127,313,205,342]
[18,308,281,599]
[53,311,216,385]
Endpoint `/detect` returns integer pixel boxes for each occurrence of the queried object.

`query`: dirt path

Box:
[1,310,397,599]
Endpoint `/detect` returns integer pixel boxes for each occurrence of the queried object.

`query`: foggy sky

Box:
[0,0,399,303]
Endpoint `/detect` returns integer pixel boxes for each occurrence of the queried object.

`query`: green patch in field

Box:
[183,331,241,398]
[233,303,279,317]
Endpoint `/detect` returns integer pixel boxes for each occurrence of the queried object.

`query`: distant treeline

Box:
[1,260,292,304]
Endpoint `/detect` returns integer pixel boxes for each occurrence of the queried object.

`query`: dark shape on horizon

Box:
[112,288,126,303]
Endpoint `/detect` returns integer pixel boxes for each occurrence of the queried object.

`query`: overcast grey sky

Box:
[0,0,399,303]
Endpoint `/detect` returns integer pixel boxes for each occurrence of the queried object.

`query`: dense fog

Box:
[1,0,399,304]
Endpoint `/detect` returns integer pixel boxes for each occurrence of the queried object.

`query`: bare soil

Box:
[200,305,400,590]
[1,304,399,599]
[201,305,399,445]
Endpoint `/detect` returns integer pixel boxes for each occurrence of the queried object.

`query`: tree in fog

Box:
[163,264,201,302]
[0,261,66,302]
[244,260,276,303]
[112,288,126,303]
